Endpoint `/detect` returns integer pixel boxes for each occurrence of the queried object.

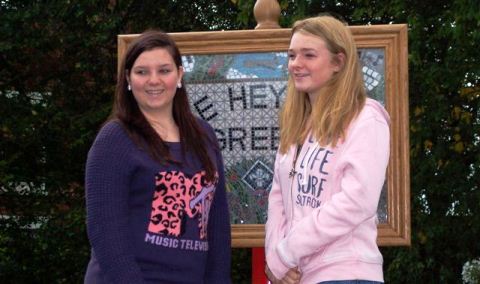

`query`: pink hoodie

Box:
[265,98,390,283]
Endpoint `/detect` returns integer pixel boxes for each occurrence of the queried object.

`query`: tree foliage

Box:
[333,0,479,282]
[1,0,479,283]
[0,0,244,282]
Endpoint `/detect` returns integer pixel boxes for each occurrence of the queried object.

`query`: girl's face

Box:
[287,32,342,98]
[127,47,183,116]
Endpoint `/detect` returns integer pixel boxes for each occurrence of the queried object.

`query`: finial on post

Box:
[254,0,281,29]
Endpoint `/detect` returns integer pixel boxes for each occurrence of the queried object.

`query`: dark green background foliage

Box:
[1,0,479,283]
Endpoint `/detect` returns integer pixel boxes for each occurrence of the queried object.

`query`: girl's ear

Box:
[333,52,346,72]
[125,70,131,85]
[178,66,184,82]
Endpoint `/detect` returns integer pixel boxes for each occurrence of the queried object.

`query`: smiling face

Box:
[127,47,184,116]
[287,32,342,100]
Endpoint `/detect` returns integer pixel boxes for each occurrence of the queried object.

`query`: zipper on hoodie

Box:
[289,144,302,230]
[288,137,321,230]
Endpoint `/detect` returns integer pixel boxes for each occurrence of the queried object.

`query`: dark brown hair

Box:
[110,30,216,181]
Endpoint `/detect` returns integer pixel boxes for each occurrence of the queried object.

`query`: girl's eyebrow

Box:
[133,63,173,69]
[288,47,317,53]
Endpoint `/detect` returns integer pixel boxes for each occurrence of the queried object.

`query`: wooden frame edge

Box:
[117,24,411,248]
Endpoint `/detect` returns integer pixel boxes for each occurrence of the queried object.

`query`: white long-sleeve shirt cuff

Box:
[276,239,297,268]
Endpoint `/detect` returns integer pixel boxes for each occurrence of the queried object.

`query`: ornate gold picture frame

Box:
[118,24,410,247]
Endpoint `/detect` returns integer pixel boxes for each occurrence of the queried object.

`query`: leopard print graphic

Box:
[148,171,216,239]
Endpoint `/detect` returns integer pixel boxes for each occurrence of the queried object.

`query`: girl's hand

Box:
[265,265,301,284]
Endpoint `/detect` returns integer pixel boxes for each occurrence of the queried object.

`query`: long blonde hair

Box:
[279,15,366,153]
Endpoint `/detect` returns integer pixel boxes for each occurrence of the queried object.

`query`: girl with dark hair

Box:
[84,30,231,283]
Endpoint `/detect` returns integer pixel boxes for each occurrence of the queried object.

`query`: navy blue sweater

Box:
[84,120,231,283]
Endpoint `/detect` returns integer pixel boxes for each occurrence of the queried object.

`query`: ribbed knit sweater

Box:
[84,120,231,283]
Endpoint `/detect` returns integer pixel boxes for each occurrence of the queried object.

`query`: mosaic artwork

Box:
[183,49,387,224]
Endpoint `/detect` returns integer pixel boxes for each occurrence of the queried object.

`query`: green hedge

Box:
[1,0,479,283]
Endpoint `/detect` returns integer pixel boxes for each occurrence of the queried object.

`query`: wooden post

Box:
[253,1,280,283]
[254,0,281,29]
[252,1,280,281]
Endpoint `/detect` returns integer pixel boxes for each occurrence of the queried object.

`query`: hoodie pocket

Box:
[318,233,354,263]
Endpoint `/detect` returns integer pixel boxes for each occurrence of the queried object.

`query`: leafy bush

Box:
[1,0,479,283]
